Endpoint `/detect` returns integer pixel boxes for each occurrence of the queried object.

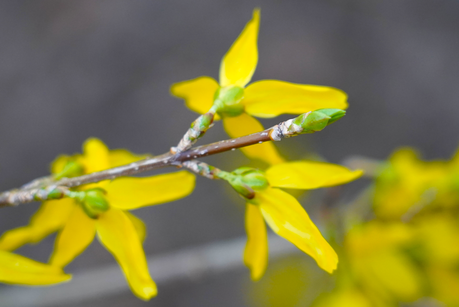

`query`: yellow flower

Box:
[374,147,449,219]
[345,222,423,303]
[0,138,195,300]
[0,250,70,285]
[171,9,347,165]
[238,161,362,280]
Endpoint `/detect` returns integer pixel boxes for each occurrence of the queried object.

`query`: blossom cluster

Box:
[0,9,360,301]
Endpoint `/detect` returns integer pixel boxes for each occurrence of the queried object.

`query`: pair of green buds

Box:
[218,108,346,199]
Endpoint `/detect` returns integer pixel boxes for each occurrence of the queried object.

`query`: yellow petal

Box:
[257,188,338,273]
[97,209,157,300]
[0,250,71,285]
[170,76,219,116]
[50,206,96,268]
[244,80,348,118]
[0,198,75,251]
[124,212,147,243]
[266,161,363,189]
[353,251,423,302]
[219,9,260,87]
[109,149,149,168]
[79,138,111,173]
[313,288,372,307]
[105,171,195,210]
[244,203,268,281]
[222,114,284,165]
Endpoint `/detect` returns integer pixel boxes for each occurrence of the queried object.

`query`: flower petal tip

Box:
[137,285,158,301]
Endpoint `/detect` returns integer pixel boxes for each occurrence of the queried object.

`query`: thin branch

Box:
[0,110,341,207]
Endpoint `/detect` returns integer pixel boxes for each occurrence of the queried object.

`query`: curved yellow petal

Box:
[50,206,96,268]
[79,138,110,173]
[266,161,363,190]
[244,203,268,281]
[124,212,147,243]
[97,209,157,300]
[219,9,259,87]
[0,198,75,251]
[109,149,149,168]
[170,76,219,116]
[244,80,348,118]
[257,188,338,273]
[105,171,195,210]
[222,114,284,165]
[0,251,71,285]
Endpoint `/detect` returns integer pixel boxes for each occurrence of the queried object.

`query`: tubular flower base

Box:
[235,161,363,280]
[171,9,347,165]
[0,138,195,300]
[0,250,70,286]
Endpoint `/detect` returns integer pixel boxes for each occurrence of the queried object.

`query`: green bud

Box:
[225,167,269,200]
[70,188,110,219]
[54,160,84,180]
[213,86,245,117]
[292,109,346,134]
[47,188,65,200]
[233,167,269,190]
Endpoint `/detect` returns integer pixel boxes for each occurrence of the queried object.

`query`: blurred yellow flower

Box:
[345,222,423,303]
[374,147,450,219]
[240,161,362,280]
[0,138,195,300]
[171,9,347,165]
[0,250,70,285]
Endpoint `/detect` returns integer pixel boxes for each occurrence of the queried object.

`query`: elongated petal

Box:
[170,76,219,116]
[97,209,157,300]
[0,251,71,285]
[257,188,338,273]
[105,171,195,210]
[266,161,363,189]
[80,138,111,173]
[0,199,75,251]
[219,9,259,87]
[125,212,147,243]
[109,149,149,168]
[244,203,268,281]
[223,114,284,165]
[50,206,96,268]
[244,80,348,118]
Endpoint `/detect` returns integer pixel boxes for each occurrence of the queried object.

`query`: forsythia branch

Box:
[0,109,343,207]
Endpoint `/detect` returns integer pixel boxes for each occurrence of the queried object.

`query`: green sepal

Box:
[232,167,269,190]
[69,188,110,219]
[213,86,245,117]
[223,167,269,200]
[54,160,84,180]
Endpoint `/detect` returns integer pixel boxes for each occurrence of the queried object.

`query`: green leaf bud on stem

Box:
[213,86,245,117]
[69,188,110,219]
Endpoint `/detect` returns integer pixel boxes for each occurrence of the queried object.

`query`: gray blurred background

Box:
[0,0,458,306]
